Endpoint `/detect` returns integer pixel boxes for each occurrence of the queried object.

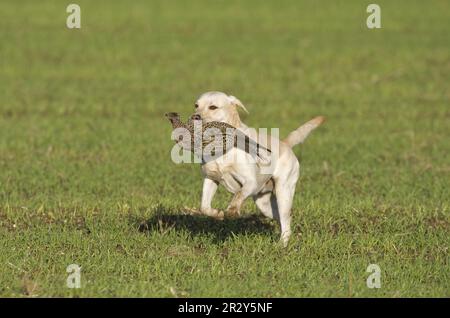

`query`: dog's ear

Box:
[228,95,249,114]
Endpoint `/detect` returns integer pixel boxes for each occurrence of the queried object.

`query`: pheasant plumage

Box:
[165,112,271,162]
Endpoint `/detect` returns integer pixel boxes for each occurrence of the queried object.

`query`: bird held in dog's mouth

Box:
[165,112,271,163]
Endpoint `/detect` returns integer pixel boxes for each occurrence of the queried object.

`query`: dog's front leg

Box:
[226,180,258,217]
[200,177,224,220]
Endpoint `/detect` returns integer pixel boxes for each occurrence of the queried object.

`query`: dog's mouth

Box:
[195,114,215,123]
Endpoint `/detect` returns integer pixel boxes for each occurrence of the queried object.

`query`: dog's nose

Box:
[191,114,202,120]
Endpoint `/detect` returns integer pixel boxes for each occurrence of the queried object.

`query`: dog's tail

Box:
[283,116,325,148]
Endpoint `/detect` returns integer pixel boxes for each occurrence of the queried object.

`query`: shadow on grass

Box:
[132,206,276,244]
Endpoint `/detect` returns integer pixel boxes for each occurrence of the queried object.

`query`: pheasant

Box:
[165,112,271,162]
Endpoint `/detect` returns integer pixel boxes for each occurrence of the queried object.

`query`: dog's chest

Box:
[201,161,241,193]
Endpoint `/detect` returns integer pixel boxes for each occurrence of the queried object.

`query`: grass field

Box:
[0,0,449,297]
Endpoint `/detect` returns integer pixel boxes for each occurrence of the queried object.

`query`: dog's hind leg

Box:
[253,179,280,220]
[273,162,299,247]
[254,192,279,219]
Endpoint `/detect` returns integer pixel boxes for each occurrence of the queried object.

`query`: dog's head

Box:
[194,91,248,127]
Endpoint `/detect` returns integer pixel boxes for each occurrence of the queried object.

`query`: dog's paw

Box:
[226,205,240,218]
[215,210,225,221]
[201,208,224,221]
[183,206,202,215]
[280,231,292,248]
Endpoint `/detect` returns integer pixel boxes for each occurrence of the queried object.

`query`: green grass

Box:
[0,0,449,297]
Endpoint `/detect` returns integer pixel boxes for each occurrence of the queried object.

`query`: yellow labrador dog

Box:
[193,91,324,246]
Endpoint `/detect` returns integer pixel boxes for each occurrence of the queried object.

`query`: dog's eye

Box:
[194,104,198,109]
[209,105,218,110]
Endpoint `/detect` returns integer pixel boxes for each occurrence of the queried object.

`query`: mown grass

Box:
[0,0,449,297]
